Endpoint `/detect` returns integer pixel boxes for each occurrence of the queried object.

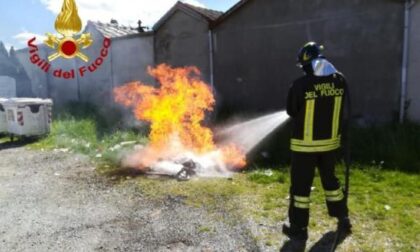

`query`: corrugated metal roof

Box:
[89,21,149,38]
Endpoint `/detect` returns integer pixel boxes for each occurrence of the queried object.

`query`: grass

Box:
[350,123,420,172]
[135,166,419,251]
[348,166,420,251]
[246,121,420,173]
[3,102,418,251]
[27,102,148,168]
[31,117,147,168]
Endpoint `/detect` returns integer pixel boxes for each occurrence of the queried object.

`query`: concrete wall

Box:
[0,43,34,98]
[155,10,211,84]
[110,33,155,127]
[408,2,420,122]
[0,76,16,97]
[213,0,404,122]
[14,31,104,106]
[75,25,113,108]
[14,24,155,116]
[14,46,49,98]
[111,35,155,87]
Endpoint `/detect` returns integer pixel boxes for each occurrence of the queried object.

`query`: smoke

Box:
[122,136,232,178]
[120,110,290,178]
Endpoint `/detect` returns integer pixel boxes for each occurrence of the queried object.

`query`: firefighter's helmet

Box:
[297,42,324,67]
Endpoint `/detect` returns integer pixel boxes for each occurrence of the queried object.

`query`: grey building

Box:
[0,42,33,97]
[12,20,154,111]
[407,1,420,123]
[211,0,406,123]
[3,0,420,124]
[154,2,222,85]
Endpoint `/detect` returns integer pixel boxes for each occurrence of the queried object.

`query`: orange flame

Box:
[114,64,246,169]
[55,0,82,37]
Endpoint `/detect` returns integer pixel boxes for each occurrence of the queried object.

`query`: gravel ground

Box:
[0,146,260,252]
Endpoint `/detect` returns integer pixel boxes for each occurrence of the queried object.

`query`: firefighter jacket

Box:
[287,71,349,153]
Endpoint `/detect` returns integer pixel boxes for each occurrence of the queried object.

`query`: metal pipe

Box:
[399,0,414,123]
[208,30,214,89]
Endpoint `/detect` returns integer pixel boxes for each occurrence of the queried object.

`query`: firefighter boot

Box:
[281,224,307,252]
[282,223,308,241]
[337,217,352,235]
[334,216,352,245]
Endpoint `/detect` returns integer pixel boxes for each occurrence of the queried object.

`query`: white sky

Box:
[2,0,240,49]
[40,0,206,27]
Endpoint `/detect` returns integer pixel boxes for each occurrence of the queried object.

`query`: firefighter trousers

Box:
[288,150,348,229]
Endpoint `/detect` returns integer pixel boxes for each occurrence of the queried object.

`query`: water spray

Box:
[217,110,290,154]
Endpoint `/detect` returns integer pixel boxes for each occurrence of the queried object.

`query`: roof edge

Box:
[153,1,221,31]
[111,31,154,41]
[210,0,252,29]
[87,20,153,39]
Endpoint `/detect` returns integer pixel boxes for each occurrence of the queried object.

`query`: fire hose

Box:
[330,90,352,252]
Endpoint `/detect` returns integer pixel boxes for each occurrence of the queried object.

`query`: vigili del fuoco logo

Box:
[27,0,111,79]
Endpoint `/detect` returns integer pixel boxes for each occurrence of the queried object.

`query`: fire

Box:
[113,64,246,170]
[55,0,82,37]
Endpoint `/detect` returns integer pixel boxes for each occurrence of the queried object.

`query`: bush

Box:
[32,101,148,167]
[240,118,420,173]
[350,122,420,173]
[53,101,144,136]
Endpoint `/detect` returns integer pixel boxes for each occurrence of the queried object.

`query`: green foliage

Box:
[53,101,123,136]
[345,165,420,251]
[247,121,420,173]
[30,102,148,167]
[247,169,287,184]
[350,123,420,172]
[8,100,417,251]
[135,166,419,251]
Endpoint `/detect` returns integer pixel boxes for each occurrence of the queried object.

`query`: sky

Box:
[0,0,240,51]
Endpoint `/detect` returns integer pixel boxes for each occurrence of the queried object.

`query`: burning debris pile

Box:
[113,64,246,178]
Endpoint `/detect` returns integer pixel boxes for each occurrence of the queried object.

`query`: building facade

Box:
[13,20,154,111]
[212,0,405,123]
[407,1,420,123]
[3,0,419,123]
[154,2,222,85]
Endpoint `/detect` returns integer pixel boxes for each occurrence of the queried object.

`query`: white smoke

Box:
[120,111,290,178]
[122,136,233,178]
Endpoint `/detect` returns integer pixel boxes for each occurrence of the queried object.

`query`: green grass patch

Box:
[31,116,147,167]
[247,169,287,184]
[249,122,420,173]
[347,165,420,250]
[12,102,418,250]
[350,123,420,172]
[0,135,8,144]
[135,165,419,251]
[29,102,148,167]
[198,225,213,233]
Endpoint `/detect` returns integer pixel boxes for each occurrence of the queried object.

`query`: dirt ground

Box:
[0,143,350,252]
[0,146,262,252]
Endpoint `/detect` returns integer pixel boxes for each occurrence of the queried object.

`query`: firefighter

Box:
[282,42,352,245]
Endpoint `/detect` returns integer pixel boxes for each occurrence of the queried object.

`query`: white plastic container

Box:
[0,98,8,133]
[3,98,53,137]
